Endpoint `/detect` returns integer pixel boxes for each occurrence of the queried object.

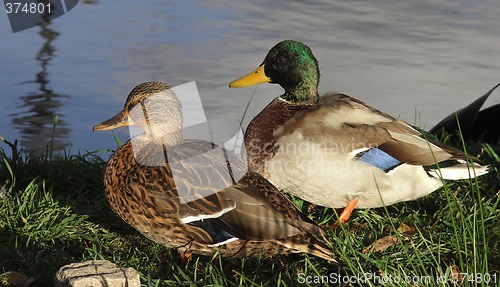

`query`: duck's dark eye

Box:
[277,56,286,63]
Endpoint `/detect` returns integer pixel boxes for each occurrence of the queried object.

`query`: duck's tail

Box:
[426,159,489,180]
[279,235,336,263]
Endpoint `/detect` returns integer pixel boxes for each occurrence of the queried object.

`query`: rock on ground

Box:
[55,260,140,287]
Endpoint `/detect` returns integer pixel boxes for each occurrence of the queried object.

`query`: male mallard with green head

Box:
[93,82,334,262]
[229,40,488,223]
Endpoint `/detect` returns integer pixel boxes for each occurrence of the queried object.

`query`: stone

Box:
[55,260,140,287]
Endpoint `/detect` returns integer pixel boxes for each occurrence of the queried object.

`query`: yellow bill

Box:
[229,64,271,88]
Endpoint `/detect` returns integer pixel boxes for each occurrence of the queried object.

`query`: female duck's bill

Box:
[93,81,335,263]
[229,40,489,225]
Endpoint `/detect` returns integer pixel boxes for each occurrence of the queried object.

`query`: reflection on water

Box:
[1,0,499,155]
[11,21,69,153]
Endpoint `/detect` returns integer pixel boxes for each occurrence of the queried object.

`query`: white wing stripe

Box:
[180,206,235,224]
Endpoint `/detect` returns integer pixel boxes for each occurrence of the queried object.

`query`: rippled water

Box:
[1,0,499,154]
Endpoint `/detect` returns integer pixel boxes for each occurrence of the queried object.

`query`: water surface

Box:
[1,0,499,154]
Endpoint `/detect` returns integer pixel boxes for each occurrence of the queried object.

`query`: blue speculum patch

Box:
[358,147,401,172]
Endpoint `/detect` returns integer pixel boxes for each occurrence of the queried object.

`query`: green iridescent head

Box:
[230,40,320,102]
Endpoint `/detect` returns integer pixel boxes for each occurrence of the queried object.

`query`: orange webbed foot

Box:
[332,197,359,228]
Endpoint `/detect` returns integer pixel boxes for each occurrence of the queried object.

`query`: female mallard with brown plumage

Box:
[229,40,489,224]
[93,82,334,262]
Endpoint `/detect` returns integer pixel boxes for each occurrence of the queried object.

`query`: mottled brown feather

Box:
[104,139,334,260]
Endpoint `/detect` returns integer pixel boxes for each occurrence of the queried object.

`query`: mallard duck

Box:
[93,82,334,262]
[430,82,500,145]
[229,40,489,223]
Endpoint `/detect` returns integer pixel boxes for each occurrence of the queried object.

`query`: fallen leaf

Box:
[397,223,417,236]
[450,265,463,286]
[7,271,35,287]
[362,235,398,253]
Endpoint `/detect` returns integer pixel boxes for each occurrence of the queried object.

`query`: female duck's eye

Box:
[277,56,286,63]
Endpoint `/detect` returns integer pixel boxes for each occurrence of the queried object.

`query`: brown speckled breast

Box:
[244,98,312,174]
[103,141,214,249]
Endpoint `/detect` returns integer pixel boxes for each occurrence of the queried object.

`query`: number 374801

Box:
[450,273,498,284]
[5,2,52,14]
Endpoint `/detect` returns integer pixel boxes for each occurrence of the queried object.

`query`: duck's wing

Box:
[429,82,500,137]
[178,171,326,243]
[469,103,500,144]
[280,93,486,174]
[129,140,326,245]
[212,172,326,240]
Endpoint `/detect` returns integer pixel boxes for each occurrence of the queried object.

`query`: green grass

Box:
[1,137,499,286]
